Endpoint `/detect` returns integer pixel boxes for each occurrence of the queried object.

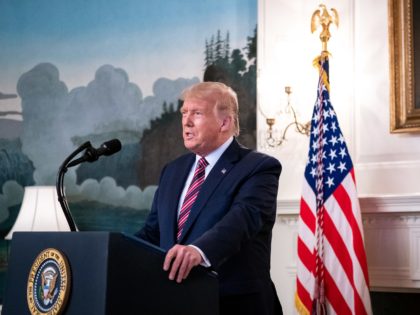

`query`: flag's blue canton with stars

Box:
[304,58,353,205]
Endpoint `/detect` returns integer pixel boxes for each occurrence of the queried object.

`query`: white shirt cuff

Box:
[188,245,211,267]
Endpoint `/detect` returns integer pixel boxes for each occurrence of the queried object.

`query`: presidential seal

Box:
[27,248,71,315]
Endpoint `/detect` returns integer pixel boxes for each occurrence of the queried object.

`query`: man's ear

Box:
[220,116,232,132]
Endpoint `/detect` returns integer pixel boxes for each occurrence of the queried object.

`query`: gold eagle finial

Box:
[311,4,339,53]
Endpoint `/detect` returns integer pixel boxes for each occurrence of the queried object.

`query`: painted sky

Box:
[0,0,257,117]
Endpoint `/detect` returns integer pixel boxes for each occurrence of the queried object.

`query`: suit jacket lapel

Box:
[178,139,244,243]
[167,154,195,244]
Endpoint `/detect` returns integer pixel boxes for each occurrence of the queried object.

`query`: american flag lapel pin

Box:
[221,168,226,174]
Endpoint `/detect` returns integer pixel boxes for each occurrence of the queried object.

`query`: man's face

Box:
[181,98,224,156]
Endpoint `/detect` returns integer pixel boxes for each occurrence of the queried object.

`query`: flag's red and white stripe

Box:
[296,170,372,315]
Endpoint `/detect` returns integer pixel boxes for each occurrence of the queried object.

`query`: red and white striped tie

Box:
[177,157,208,241]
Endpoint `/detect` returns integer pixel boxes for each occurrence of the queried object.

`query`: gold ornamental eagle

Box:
[311,4,339,53]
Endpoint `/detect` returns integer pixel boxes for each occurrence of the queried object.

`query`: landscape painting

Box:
[0,0,257,301]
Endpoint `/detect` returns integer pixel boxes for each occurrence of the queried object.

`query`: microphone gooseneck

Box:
[56,139,122,232]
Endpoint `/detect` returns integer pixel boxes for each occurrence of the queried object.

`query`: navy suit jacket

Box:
[136,139,281,296]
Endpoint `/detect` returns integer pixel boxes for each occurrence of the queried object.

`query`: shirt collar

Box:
[195,136,233,166]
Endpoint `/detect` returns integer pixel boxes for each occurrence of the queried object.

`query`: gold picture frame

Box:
[389,0,420,133]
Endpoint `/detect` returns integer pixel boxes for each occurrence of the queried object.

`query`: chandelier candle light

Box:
[261,85,311,148]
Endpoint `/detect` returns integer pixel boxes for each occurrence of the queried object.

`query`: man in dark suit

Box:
[135,82,282,315]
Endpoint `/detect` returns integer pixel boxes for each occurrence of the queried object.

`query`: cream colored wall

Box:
[258,0,420,314]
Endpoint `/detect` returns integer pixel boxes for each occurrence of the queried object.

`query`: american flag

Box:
[295,55,372,315]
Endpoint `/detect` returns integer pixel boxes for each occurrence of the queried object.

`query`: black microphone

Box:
[67,139,122,168]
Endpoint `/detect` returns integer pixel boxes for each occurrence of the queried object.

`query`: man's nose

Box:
[183,113,193,126]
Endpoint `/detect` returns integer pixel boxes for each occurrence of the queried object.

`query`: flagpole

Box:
[311,4,339,315]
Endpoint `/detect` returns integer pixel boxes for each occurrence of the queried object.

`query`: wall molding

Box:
[277,194,420,216]
[276,194,420,292]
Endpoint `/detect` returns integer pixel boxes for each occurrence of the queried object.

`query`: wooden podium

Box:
[3,232,219,315]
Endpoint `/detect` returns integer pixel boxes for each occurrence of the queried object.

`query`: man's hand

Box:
[163,244,203,283]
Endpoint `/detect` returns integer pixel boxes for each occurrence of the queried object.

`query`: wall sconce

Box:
[5,186,71,240]
[260,86,311,148]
